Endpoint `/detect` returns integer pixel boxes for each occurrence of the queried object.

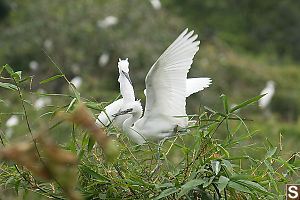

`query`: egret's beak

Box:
[112,108,133,117]
[122,71,133,86]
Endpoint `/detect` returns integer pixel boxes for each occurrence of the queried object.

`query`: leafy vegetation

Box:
[0,65,298,199]
[1,0,300,199]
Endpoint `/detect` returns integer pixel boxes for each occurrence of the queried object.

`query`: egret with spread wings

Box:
[114,29,211,144]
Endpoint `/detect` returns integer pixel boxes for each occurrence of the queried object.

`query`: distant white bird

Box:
[6,115,19,127]
[97,16,118,28]
[34,97,51,110]
[149,0,161,10]
[98,53,110,67]
[70,76,83,89]
[97,59,141,130]
[114,29,211,144]
[258,80,275,109]
[29,60,39,71]
[43,38,53,50]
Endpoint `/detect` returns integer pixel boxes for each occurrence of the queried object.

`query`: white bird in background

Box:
[258,80,275,109]
[113,29,211,144]
[98,53,110,67]
[70,76,83,89]
[149,0,161,10]
[34,96,51,110]
[29,60,39,71]
[43,38,53,51]
[97,59,141,130]
[6,115,19,127]
[97,16,118,28]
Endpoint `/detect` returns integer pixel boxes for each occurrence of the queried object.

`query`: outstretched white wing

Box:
[97,99,123,127]
[186,78,212,97]
[143,29,200,127]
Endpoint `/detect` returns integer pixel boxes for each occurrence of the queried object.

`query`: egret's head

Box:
[112,101,142,117]
[118,58,132,85]
[118,58,129,73]
[267,80,275,88]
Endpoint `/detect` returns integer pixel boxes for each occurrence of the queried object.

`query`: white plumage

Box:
[97,59,141,129]
[258,80,275,109]
[115,29,211,144]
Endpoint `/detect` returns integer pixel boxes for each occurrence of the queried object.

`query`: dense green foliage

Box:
[0,0,300,199]
[0,65,298,199]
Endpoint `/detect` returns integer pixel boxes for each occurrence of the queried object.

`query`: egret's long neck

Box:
[122,107,145,144]
[118,74,135,102]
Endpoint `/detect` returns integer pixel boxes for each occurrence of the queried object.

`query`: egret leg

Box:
[160,129,190,143]
[150,130,190,178]
[150,145,162,178]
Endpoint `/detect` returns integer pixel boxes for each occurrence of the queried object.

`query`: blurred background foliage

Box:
[0,0,299,173]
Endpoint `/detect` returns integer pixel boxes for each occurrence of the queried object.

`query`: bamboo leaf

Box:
[178,179,205,198]
[40,75,64,84]
[229,94,266,113]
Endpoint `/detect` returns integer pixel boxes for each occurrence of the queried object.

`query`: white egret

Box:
[97,59,141,130]
[34,97,51,110]
[258,80,275,109]
[29,60,39,71]
[6,115,19,127]
[98,53,110,67]
[70,76,83,89]
[43,38,53,51]
[149,0,161,10]
[97,16,118,28]
[114,29,211,144]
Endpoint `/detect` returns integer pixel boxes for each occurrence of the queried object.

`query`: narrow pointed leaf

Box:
[229,94,266,113]
[40,75,64,84]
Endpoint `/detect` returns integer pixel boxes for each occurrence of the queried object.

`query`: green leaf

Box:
[264,160,274,173]
[0,65,5,74]
[19,76,31,83]
[155,187,179,200]
[40,75,64,84]
[229,94,266,113]
[87,137,95,153]
[228,181,251,193]
[15,179,20,195]
[23,188,29,200]
[217,144,229,158]
[265,147,277,159]
[66,98,77,112]
[218,176,229,191]
[267,172,282,194]
[230,174,252,181]
[236,180,275,196]
[178,179,205,198]
[4,64,14,76]
[231,122,242,136]
[0,82,18,90]
[220,94,229,114]
[222,159,234,175]
[23,99,32,106]
[70,84,81,100]
[80,165,110,183]
[0,99,8,105]
[12,71,22,79]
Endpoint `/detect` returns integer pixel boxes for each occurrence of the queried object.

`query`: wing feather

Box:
[143,29,200,127]
[186,78,212,97]
[97,99,123,127]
